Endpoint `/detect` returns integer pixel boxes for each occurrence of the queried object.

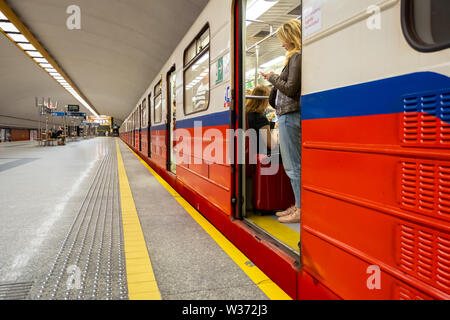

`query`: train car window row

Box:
[184,25,210,115]
[402,0,450,52]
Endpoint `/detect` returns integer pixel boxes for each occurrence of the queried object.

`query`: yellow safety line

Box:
[246,215,300,253]
[120,140,292,300]
[116,141,161,300]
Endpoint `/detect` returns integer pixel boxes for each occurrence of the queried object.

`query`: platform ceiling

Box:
[0,0,209,127]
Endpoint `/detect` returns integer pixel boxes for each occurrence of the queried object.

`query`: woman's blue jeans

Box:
[278,111,301,208]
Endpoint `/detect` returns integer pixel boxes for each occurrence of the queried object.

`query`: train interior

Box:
[242,0,301,254]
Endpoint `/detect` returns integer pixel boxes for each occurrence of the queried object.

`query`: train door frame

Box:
[166,65,177,174]
[148,93,152,158]
[232,0,303,255]
[232,0,245,220]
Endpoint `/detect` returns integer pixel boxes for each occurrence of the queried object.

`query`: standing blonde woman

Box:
[261,19,301,224]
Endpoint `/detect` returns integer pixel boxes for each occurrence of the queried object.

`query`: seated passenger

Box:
[246,85,279,154]
[57,127,66,144]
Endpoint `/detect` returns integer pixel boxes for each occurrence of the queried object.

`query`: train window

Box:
[184,52,210,114]
[402,0,450,52]
[184,25,210,115]
[154,81,162,123]
[138,105,142,129]
[135,109,138,130]
[142,98,147,128]
[197,29,210,53]
[185,44,197,66]
[184,25,210,65]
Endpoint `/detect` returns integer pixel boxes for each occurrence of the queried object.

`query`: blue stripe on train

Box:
[301,72,450,121]
[176,110,230,129]
[151,124,166,131]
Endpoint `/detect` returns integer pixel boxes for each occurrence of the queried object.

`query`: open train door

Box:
[232,0,302,255]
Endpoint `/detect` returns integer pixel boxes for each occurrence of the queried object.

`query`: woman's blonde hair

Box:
[246,85,270,114]
[277,19,301,64]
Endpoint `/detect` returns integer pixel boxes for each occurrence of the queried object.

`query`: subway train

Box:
[120,0,450,300]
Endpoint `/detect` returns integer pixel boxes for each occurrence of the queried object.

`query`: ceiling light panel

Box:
[246,0,278,25]
[34,58,48,63]
[7,33,27,42]
[0,10,7,20]
[18,43,36,51]
[0,22,19,32]
[26,51,43,58]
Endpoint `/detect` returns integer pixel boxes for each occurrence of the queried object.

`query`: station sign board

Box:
[89,115,111,127]
[67,112,87,117]
[51,112,66,117]
[68,105,80,112]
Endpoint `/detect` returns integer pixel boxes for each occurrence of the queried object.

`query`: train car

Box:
[121,0,450,300]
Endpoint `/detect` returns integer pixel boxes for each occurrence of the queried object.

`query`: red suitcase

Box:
[252,154,296,212]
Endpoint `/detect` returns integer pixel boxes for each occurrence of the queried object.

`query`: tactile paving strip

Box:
[33,140,128,300]
[0,282,33,300]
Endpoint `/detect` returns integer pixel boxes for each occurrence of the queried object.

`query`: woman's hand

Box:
[260,72,277,81]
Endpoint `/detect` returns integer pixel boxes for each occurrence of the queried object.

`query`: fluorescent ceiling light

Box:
[45,68,57,73]
[18,43,36,51]
[40,63,52,68]
[26,51,43,58]
[34,58,48,63]
[8,33,27,42]
[0,10,7,20]
[0,22,19,33]
[260,55,285,69]
[246,0,278,25]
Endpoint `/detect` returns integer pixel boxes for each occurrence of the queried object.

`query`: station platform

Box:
[0,138,288,300]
